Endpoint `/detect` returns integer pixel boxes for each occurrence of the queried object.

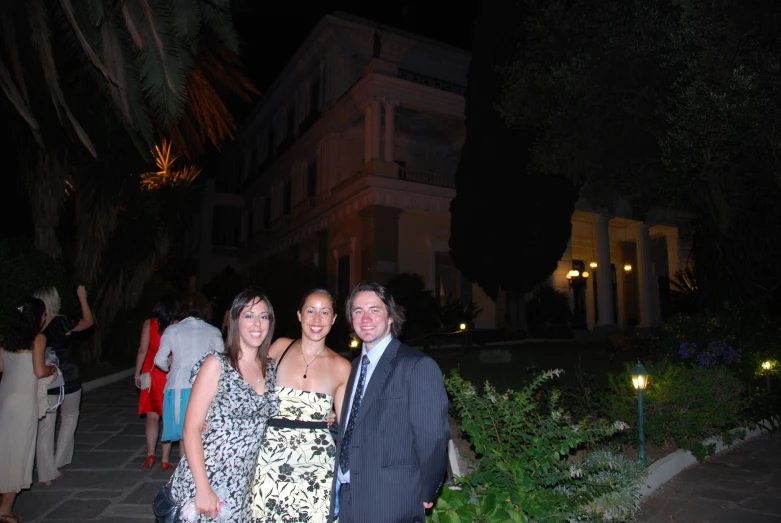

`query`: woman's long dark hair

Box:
[151,294,180,333]
[3,297,46,352]
[225,288,275,377]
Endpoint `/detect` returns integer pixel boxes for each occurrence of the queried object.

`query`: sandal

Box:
[141,455,156,470]
[0,514,23,523]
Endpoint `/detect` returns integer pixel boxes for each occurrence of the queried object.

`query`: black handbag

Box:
[152,475,181,523]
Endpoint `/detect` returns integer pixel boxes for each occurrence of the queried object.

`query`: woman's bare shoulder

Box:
[268,337,295,357]
[327,349,353,376]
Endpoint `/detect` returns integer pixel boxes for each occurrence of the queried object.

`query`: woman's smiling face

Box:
[238,298,270,351]
[297,292,336,342]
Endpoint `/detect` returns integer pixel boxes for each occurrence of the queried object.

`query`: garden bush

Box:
[432,370,647,522]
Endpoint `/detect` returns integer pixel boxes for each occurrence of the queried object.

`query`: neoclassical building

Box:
[202,12,691,330]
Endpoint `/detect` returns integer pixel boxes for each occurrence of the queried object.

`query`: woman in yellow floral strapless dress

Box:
[251,290,352,523]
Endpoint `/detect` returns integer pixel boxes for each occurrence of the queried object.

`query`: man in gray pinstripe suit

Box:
[329,282,450,523]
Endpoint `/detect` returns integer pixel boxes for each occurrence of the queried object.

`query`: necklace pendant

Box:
[303,373,307,379]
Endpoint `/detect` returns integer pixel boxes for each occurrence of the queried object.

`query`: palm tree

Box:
[0,0,253,159]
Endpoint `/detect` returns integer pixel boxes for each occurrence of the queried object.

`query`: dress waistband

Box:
[267,418,328,429]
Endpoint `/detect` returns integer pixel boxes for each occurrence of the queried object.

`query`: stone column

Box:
[384,101,396,162]
[664,227,681,284]
[636,222,655,327]
[594,214,615,327]
[371,99,381,160]
[363,103,372,164]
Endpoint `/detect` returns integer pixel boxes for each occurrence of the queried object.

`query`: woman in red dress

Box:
[133,295,180,470]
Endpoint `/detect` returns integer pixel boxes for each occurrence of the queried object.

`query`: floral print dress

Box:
[251,387,336,522]
[170,351,279,522]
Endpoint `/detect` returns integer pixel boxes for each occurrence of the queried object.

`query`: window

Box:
[286,107,295,138]
[283,181,291,215]
[307,162,317,198]
[310,79,320,114]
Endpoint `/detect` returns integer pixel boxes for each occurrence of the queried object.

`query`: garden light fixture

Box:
[631,360,649,464]
[763,361,773,392]
[623,263,633,274]
[459,323,466,331]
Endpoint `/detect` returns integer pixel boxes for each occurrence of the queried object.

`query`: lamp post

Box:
[459,322,468,347]
[762,361,772,393]
[631,360,650,464]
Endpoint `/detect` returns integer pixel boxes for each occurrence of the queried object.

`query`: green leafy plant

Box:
[436,370,647,522]
[607,358,750,461]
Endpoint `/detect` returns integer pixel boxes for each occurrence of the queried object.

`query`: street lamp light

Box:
[631,360,650,464]
[762,361,773,392]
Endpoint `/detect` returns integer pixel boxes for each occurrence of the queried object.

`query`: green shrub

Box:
[433,370,647,522]
[607,358,750,460]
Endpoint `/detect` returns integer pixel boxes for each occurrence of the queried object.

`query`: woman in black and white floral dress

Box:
[251,289,352,523]
[169,288,280,522]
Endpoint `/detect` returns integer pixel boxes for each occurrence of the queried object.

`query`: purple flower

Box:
[696,351,717,368]
[679,342,697,359]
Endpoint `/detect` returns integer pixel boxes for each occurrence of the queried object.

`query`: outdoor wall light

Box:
[623,263,633,274]
[589,260,598,269]
[631,360,649,464]
[566,269,580,279]
[581,270,590,279]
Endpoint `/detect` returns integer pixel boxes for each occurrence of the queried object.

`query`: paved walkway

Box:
[15,379,168,522]
[13,378,781,522]
[636,433,781,522]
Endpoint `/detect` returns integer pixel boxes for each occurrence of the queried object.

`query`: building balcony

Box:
[397,165,455,189]
[292,196,318,219]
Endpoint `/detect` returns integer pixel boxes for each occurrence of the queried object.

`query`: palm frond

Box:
[101,19,133,124]
[58,0,118,86]
[200,0,238,53]
[0,58,44,149]
[27,0,97,157]
[121,1,147,49]
[2,15,30,106]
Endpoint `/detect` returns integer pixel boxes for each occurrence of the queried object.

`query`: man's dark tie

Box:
[339,355,370,474]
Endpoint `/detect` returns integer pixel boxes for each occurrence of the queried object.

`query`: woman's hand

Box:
[326,410,337,427]
[134,376,142,389]
[48,365,59,384]
[76,285,88,302]
[194,485,221,519]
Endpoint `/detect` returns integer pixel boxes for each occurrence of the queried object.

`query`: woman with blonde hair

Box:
[33,285,93,486]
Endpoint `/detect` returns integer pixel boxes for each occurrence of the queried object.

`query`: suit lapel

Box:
[353,338,400,429]
[339,356,360,439]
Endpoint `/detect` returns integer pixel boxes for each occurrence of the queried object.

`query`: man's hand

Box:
[423,502,433,510]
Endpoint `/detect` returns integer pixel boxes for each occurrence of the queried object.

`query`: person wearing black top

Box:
[33,285,93,486]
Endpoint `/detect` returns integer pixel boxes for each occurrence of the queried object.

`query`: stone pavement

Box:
[14,379,171,522]
[636,433,781,522]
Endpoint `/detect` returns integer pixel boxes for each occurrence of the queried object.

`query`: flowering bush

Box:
[431,370,648,522]
[678,341,742,368]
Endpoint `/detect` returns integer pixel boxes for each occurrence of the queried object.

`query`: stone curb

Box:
[81,367,135,392]
[640,417,777,498]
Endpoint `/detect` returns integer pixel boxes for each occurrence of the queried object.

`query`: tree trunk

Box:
[504,289,528,336]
